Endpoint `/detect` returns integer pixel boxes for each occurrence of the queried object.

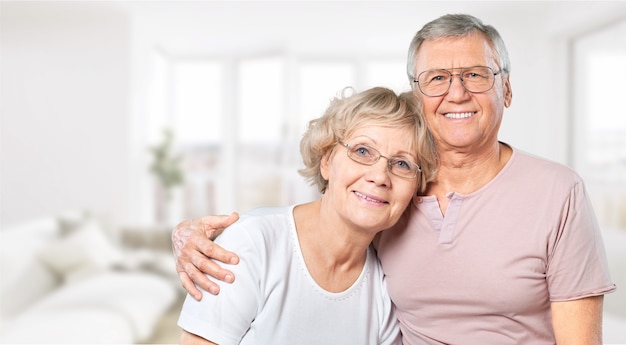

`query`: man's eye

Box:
[431,74,447,82]
[464,71,485,79]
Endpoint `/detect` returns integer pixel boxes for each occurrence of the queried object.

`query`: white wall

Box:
[2,1,626,228]
[1,2,132,227]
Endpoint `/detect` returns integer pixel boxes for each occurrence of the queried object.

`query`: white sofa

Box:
[0,213,180,344]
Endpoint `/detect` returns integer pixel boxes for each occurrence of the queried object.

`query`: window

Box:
[297,61,356,131]
[172,61,223,147]
[572,19,626,230]
[140,50,406,224]
[237,56,287,211]
[363,60,411,93]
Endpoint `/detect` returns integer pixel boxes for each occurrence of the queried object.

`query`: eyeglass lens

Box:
[344,143,419,178]
[417,66,497,97]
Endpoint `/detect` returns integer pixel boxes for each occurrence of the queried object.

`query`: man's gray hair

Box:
[406,14,511,86]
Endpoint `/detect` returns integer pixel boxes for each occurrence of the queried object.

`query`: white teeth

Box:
[444,112,474,119]
[354,191,383,203]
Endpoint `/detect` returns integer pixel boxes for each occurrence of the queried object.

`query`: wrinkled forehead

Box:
[415,33,500,73]
[345,119,417,137]
[344,123,419,155]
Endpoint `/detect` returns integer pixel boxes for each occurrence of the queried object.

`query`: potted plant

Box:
[149,128,184,223]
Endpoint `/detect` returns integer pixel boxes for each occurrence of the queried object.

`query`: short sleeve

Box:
[547,181,616,301]
[378,274,402,345]
[177,226,260,345]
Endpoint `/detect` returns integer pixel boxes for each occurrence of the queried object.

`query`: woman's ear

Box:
[320,151,332,181]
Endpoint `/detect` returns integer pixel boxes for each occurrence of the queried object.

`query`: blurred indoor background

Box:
[1,1,625,344]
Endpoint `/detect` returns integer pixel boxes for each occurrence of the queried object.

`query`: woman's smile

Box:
[353,190,388,206]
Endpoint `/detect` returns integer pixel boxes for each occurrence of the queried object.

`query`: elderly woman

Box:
[178,87,437,345]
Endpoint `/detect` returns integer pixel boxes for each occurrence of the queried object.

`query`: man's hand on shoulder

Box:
[172,213,240,299]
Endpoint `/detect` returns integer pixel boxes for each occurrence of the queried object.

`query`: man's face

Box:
[413,32,512,155]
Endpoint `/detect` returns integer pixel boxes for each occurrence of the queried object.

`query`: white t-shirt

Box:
[178,205,401,345]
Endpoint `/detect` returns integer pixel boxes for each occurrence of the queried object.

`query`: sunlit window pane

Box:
[173,60,222,146]
[146,51,169,144]
[364,60,410,93]
[298,62,355,133]
[573,19,626,231]
[588,54,626,132]
[239,57,284,143]
[237,57,286,211]
[586,53,626,175]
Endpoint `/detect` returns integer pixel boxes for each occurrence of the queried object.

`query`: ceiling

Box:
[111,1,626,57]
[4,1,625,57]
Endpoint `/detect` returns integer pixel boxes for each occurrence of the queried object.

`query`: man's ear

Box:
[503,76,513,108]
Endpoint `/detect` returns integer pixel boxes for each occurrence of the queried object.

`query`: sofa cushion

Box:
[37,219,124,281]
[0,218,60,324]
[19,271,178,342]
[0,308,135,344]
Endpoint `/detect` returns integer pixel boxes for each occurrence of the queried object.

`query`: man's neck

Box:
[426,142,512,214]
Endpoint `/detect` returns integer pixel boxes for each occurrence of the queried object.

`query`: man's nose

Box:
[447,73,470,96]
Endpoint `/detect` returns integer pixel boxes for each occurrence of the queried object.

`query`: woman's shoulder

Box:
[218,205,295,245]
[242,205,293,219]
[237,205,294,229]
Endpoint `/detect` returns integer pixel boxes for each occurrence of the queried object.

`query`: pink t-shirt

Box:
[375,146,616,345]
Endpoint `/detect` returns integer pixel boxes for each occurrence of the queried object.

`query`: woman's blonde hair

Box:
[299,86,437,194]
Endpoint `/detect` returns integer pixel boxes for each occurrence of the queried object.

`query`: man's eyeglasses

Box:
[339,142,421,179]
[414,66,501,97]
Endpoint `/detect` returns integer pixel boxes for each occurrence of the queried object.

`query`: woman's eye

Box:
[393,159,412,171]
[353,145,371,156]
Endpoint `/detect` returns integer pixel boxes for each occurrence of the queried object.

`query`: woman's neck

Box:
[293,200,372,293]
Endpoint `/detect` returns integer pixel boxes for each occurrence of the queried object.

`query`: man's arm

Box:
[180,330,217,345]
[551,295,604,345]
[172,213,240,299]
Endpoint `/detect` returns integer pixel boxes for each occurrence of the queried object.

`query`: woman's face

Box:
[320,124,419,233]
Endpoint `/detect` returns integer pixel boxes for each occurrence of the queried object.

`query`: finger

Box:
[195,234,239,265]
[200,212,239,230]
[178,271,204,300]
[191,251,235,283]
[184,260,225,294]
[178,268,220,298]
[176,225,235,283]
